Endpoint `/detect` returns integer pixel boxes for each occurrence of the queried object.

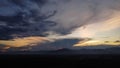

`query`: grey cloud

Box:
[45,0,120,35]
[1,0,120,40]
[25,38,81,51]
[0,0,57,39]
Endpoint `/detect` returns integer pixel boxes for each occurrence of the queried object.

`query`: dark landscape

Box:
[1,45,120,55]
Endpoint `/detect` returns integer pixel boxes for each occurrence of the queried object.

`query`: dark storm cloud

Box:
[0,0,57,40]
[1,0,120,40]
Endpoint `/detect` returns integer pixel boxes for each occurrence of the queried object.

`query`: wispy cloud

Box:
[0,36,50,47]
[44,0,120,39]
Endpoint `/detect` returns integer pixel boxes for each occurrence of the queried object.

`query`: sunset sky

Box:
[0,0,120,51]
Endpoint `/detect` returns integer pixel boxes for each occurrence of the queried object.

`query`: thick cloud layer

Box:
[1,0,120,40]
[0,0,56,39]
[45,0,120,39]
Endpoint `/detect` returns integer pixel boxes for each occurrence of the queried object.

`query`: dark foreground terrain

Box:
[1,46,120,55]
[1,47,120,67]
[1,54,120,67]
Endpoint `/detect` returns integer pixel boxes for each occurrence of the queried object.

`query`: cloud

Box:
[42,0,120,39]
[0,0,57,40]
[0,38,82,51]
[29,38,81,51]
[0,36,50,47]
[114,40,120,43]
[1,0,120,40]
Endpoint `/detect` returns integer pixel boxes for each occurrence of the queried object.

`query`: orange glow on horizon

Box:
[0,36,50,47]
[74,40,120,47]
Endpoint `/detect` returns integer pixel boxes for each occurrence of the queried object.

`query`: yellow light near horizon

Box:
[74,40,120,47]
[74,40,101,46]
[0,37,50,47]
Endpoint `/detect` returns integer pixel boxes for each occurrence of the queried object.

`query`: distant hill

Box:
[73,45,120,49]
[1,45,120,55]
[55,48,72,52]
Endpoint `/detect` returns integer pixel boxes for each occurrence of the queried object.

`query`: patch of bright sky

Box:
[92,27,120,40]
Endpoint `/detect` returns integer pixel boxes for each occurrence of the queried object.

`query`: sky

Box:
[0,0,120,51]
